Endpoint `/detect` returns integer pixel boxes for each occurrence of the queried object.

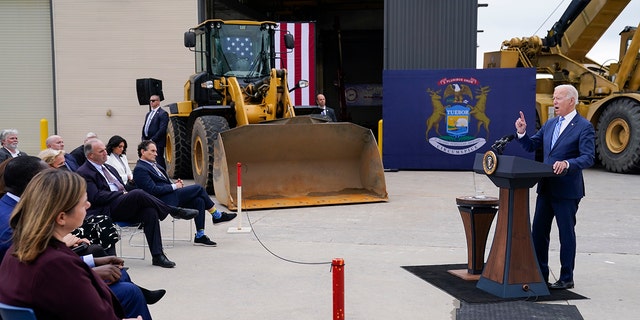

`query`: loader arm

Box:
[558,0,630,61]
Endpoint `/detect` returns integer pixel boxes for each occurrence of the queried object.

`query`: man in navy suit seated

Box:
[133,140,236,247]
[76,139,198,268]
[514,84,595,290]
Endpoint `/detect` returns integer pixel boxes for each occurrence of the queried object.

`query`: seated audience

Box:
[76,139,198,268]
[0,157,164,319]
[0,169,143,319]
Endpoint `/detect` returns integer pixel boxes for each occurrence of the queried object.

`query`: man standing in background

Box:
[316,94,337,122]
[141,95,169,168]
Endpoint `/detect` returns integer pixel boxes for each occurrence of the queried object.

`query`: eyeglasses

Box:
[150,99,158,102]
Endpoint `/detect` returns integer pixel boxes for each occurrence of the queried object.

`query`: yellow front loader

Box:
[162,19,387,209]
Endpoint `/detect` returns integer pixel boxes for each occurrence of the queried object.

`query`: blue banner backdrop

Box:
[382,68,536,170]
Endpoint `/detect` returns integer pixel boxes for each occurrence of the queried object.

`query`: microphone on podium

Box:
[491,134,515,155]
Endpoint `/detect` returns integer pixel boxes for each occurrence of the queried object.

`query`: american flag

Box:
[275,22,315,106]
[224,37,254,58]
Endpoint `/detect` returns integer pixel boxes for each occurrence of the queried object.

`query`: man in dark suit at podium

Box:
[514,84,595,290]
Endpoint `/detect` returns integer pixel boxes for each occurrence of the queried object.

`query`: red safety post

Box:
[332,258,345,320]
[228,162,251,233]
[237,162,242,187]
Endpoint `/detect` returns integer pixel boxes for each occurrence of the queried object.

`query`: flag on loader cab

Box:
[276,22,315,107]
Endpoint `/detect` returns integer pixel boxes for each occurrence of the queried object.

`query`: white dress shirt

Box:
[105,153,133,183]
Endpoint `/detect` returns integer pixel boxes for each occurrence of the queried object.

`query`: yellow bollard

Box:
[377,119,383,157]
[40,119,48,150]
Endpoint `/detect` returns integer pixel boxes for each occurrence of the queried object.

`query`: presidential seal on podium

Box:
[482,150,497,175]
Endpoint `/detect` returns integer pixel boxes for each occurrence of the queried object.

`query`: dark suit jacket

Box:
[517,113,595,199]
[0,148,27,163]
[70,144,87,167]
[321,107,337,122]
[141,107,169,147]
[76,161,126,217]
[0,241,124,320]
[132,160,179,205]
[64,153,79,171]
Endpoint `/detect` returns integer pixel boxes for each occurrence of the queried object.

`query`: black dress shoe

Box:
[138,286,166,305]
[549,280,574,290]
[152,254,176,268]
[168,206,198,220]
[212,211,237,224]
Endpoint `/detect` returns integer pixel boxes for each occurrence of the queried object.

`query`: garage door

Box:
[0,0,55,155]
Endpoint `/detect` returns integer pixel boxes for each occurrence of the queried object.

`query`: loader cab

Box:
[185,20,287,80]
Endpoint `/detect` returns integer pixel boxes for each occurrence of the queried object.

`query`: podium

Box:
[472,153,557,298]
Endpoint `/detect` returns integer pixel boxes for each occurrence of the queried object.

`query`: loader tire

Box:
[596,98,640,173]
[166,117,192,179]
[192,115,230,194]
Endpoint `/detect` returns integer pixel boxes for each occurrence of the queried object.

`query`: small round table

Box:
[449,196,499,280]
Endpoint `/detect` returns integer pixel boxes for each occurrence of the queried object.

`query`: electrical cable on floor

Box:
[244,210,333,266]
[523,288,540,302]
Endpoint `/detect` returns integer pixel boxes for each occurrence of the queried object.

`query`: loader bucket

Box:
[212,117,388,210]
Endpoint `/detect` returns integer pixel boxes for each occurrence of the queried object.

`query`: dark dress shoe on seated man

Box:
[212,211,237,224]
[549,280,574,290]
[152,253,176,268]
[168,206,198,220]
[138,286,166,305]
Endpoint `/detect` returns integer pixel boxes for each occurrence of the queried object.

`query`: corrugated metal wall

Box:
[384,0,478,69]
[0,0,54,154]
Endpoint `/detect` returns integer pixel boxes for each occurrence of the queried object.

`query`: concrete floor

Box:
[121,167,640,319]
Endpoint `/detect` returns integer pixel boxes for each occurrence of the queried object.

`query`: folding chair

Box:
[0,302,37,320]
[114,221,146,260]
[163,217,194,248]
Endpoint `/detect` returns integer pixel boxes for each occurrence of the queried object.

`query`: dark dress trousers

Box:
[76,161,170,255]
[133,160,214,231]
[517,113,595,283]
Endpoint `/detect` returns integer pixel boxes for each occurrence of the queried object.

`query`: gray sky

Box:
[476,0,640,67]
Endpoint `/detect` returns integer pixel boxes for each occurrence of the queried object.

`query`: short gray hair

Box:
[0,129,18,141]
[84,132,98,143]
[555,84,578,106]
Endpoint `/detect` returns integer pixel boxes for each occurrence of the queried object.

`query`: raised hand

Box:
[515,111,527,134]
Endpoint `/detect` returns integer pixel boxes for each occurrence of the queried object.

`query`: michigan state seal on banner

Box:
[425,77,492,156]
